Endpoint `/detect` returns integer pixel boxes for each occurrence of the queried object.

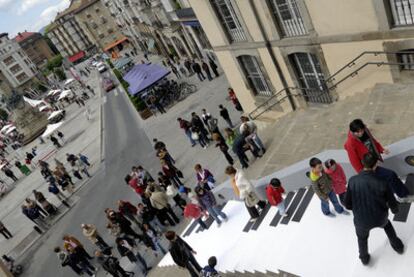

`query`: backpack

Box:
[200,267,221,277]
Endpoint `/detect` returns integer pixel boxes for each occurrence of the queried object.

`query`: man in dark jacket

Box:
[219,105,233,128]
[345,153,404,265]
[115,237,151,274]
[191,112,210,144]
[165,231,201,277]
[95,250,133,277]
[192,60,205,81]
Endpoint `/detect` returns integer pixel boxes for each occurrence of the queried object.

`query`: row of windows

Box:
[211,0,414,43]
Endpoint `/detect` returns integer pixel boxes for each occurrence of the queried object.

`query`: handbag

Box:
[191,132,199,140]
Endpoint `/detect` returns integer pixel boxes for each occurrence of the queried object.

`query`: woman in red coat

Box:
[344,119,389,173]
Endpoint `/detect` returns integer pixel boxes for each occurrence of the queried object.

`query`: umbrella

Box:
[23,96,44,107]
[47,110,64,120]
[1,124,13,133]
[58,90,72,100]
[64,78,75,85]
[5,126,16,134]
[123,64,170,95]
[41,122,64,138]
[47,89,61,96]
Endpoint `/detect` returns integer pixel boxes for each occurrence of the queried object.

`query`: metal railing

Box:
[249,51,414,120]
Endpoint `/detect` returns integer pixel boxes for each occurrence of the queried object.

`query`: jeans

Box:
[236,149,249,168]
[276,200,286,215]
[185,130,196,146]
[355,220,403,260]
[320,190,344,215]
[185,252,202,277]
[221,148,234,165]
[207,206,227,224]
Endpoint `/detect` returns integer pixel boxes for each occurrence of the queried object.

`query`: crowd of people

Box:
[163,57,220,82]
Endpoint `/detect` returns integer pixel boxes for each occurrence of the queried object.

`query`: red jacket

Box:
[266,185,284,206]
[128,178,144,195]
[184,203,202,219]
[344,130,384,173]
[325,164,347,195]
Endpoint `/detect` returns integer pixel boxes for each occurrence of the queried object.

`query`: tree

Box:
[54,68,66,81]
[0,108,8,120]
[46,55,63,71]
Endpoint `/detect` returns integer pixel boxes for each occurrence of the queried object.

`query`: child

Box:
[266,178,288,217]
[200,256,221,277]
[309,157,346,216]
[183,201,208,230]
[142,223,166,256]
[324,159,347,205]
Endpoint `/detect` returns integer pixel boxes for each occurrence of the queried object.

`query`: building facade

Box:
[14,32,55,69]
[189,0,414,119]
[0,33,37,90]
[47,0,95,63]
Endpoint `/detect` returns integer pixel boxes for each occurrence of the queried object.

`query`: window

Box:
[3,56,15,65]
[269,0,307,37]
[210,0,246,42]
[9,64,22,74]
[390,0,414,26]
[238,55,272,97]
[16,72,28,82]
[398,50,414,70]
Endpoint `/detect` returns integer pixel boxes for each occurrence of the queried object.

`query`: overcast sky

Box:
[0,0,70,37]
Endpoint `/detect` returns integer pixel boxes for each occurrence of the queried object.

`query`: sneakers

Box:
[391,239,404,254]
[223,217,228,222]
[341,210,350,215]
[249,218,257,222]
[325,212,336,217]
[282,213,289,217]
[217,222,221,228]
[360,254,371,265]
[203,146,207,149]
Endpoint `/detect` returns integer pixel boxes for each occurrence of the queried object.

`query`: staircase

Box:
[148,265,299,277]
[249,51,414,121]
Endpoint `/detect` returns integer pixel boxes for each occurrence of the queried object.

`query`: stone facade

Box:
[188,0,414,120]
[14,32,55,69]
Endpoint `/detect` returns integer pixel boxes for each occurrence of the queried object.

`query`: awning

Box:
[68,51,85,63]
[104,37,128,52]
[58,90,72,100]
[47,110,64,120]
[123,64,170,95]
[41,122,64,138]
[182,20,200,27]
[23,96,44,107]
[64,79,75,86]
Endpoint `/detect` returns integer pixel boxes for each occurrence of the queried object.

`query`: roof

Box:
[55,0,83,20]
[103,37,128,52]
[68,51,85,63]
[0,33,8,39]
[14,32,37,43]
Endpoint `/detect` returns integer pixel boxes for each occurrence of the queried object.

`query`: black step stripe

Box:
[269,191,295,227]
[251,203,271,231]
[196,203,227,233]
[280,188,306,224]
[183,220,199,237]
[292,188,315,222]
[393,202,411,222]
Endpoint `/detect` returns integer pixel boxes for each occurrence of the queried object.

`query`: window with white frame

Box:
[390,0,414,26]
[268,0,307,37]
[238,55,272,97]
[210,0,246,43]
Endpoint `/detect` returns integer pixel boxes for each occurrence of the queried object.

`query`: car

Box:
[97,63,107,73]
[103,78,115,92]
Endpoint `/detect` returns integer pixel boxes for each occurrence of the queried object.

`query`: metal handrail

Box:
[249,59,414,120]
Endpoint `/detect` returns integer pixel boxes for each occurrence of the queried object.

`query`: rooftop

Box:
[14,32,37,43]
[0,33,8,39]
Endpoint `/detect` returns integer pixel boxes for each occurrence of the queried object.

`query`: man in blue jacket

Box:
[345,153,404,265]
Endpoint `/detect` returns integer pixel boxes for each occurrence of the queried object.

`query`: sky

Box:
[0,0,71,37]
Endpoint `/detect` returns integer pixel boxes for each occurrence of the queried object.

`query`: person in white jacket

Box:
[225,166,266,221]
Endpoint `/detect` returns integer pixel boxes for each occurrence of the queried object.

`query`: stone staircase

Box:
[148,265,299,277]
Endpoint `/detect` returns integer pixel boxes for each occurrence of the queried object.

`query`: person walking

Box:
[195,164,216,191]
[228,88,243,112]
[15,161,31,176]
[137,202,164,232]
[178,118,196,147]
[195,186,227,227]
[95,250,133,277]
[192,60,205,81]
[165,231,202,277]
[202,60,213,81]
[170,65,181,79]
[191,112,210,144]
[309,157,347,217]
[344,119,409,198]
[79,153,91,167]
[324,159,347,205]
[209,58,219,78]
[0,221,12,239]
[57,131,65,144]
[219,105,233,128]
[225,166,266,222]
[266,178,288,217]
[47,176,70,207]
[344,153,404,265]
[213,133,234,165]
[81,223,110,251]
[148,185,180,226]
[184,59,193,75]
[54,247,86,276]
[142,223,167,256]
[3,167,18,182]
[115,237,151,274]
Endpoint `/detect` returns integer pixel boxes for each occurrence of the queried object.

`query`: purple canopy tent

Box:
[123,63,170,95]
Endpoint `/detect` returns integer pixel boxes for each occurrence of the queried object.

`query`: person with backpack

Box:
[266,178,288,217]
[95,250,133,277]
[200,256,221,277]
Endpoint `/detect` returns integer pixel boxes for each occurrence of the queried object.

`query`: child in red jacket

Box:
[266,178,288,217]
[324,159,347,205]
